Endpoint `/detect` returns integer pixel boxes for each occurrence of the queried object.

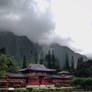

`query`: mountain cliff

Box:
[0,31,88,67]
[42,43,88,67]
[0,31,41,64]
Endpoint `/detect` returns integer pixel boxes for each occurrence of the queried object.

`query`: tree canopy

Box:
[63,53,70,71]
[0,54,17,76]
[75,59,92,77]
[22,56,27,68]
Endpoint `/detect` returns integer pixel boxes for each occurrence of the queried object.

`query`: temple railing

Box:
[27,72,48,76]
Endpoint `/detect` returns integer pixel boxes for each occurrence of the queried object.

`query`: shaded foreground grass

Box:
[0,87,92,92]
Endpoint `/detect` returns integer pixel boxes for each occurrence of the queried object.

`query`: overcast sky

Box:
[0,0,92,57]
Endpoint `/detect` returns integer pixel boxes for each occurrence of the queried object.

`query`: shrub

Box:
[14,84,21,88]
[72,77,92,89]
[55,83,61,88]
[26,87,33,92]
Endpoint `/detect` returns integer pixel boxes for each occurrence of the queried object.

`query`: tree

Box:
[0,47,6,54]
[51,49,56,69]
[75,59,92,77]
[0,54,17,76]
[64,53,70,71]
[76,57,84,70]
[34,52,38,64]
[39,52,44,64]
[22,56,27,69]
[71,56,75,72]
[45,49,61,70]
[55,58,61,71]
[72,77,92,89]
[45,50,52,68]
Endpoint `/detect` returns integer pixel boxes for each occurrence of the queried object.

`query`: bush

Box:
[26,87,33,92]
[14,85,21,88]
[72,77,92,89]
[55,83,61,88]
[71,77,85,86]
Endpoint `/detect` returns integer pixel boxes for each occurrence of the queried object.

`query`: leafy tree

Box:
[75,57,84,77]
[72,77,92,89]
[0,54,17,76]
[22,56,27,68]
[74,59,92,77]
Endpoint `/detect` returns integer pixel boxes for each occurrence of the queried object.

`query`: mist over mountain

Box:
[0,31,88,67]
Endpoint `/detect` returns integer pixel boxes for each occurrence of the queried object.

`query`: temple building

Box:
[0,64,74,88]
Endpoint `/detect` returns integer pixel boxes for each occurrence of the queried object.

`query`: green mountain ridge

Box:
[0,31,88,67]
[42,43,88,67]
[0,31,41,64]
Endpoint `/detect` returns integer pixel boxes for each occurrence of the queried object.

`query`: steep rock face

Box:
[42,43,88,67]
[0,31,87,67]
[0,31,41,63]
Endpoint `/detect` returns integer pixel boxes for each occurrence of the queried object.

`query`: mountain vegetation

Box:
[0,54,17,76]
[0,31,90,77]
[70,56,75,72]
[45,50,60,70]
[0,31,41,66]
[63,53,70,71]
[42,43,87,67]
[75,59,92,77]
[22,56,27,69]
[72,77,92,89]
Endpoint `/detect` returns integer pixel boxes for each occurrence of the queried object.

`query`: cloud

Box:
[0,0,92,56]
[0,0,55,44]
[50,0,92,56]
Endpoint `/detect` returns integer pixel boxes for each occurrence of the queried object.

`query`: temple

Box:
[0,64,74,88]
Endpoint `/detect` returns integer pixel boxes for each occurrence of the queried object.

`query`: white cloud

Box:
[0,0,92,56]
[5,13,22,21]
[51,0,92,56]
[0,0,55,44]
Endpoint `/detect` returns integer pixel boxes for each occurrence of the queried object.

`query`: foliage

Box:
[34,52,38,64]
[63,53,70,71]
[75,59,92,77]
[28,56,36,64]
[51,50,56,69]
[0,54,17,76]
[55,83,61,88]
[1,87,92,92]
[14,85,21,88]
[26,87,33,92]
[72,77,92,89]
[0,48,6,54]
[22,56,27,68]
[70,56,75,72]
[76,57,83,70]
[45,50,60,71]
[39,51,44,64]
[45,50,52,68]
